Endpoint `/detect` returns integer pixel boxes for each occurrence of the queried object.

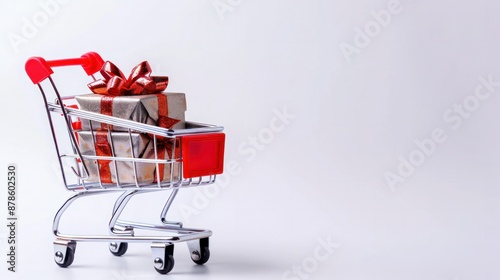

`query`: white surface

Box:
[1,0,500,279]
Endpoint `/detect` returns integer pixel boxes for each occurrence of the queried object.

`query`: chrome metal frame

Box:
[35,75,222,271]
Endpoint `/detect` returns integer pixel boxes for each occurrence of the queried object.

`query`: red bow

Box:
[88,61,168,95]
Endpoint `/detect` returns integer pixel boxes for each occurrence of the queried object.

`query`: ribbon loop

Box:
[128,61,152,83]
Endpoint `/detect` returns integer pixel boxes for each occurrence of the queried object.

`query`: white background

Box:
[1,0,500,279]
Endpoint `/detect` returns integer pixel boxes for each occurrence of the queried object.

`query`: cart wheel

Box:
[192,246,210,265]
[190,238,210,265]
[151,243,175,274]
[154,254,175,274]
[55,247,75,268]
[109,242,128,256]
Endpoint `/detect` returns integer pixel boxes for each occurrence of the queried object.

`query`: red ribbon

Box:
[88,61,168,96]
[153,94,180,182]
[95,97,115,183]
[95,131,113,183]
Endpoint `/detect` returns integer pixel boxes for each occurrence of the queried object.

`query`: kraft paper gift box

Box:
[75,92,187,131]
[77,131,180,184]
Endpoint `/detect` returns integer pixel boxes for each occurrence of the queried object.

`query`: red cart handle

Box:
[25,51,104,84]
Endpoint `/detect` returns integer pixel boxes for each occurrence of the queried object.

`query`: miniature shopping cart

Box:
[25,52,225,274]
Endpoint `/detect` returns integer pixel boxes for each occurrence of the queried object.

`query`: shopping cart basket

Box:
[25,52,225,274]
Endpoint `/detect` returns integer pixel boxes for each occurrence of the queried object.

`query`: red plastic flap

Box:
[182,133,225,178]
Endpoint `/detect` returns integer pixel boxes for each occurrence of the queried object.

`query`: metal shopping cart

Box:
[25,52,225,274]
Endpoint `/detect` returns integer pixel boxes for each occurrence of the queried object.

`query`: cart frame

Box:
[25,52,224,274]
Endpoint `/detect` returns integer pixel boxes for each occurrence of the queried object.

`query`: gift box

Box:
[77,131,180,184]
[75,92,187,131]
[74,60,185,184]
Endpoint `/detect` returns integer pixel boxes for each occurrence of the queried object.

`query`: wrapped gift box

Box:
[77,131,180,184]
[75,92,187,131]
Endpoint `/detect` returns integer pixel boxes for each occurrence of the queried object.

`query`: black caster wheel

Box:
[154,254,175,274]
[190,238,210,265]
[192,246,210,265]
[55,247,75,268]
[152,244,175,274]
[109,242,128,256]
